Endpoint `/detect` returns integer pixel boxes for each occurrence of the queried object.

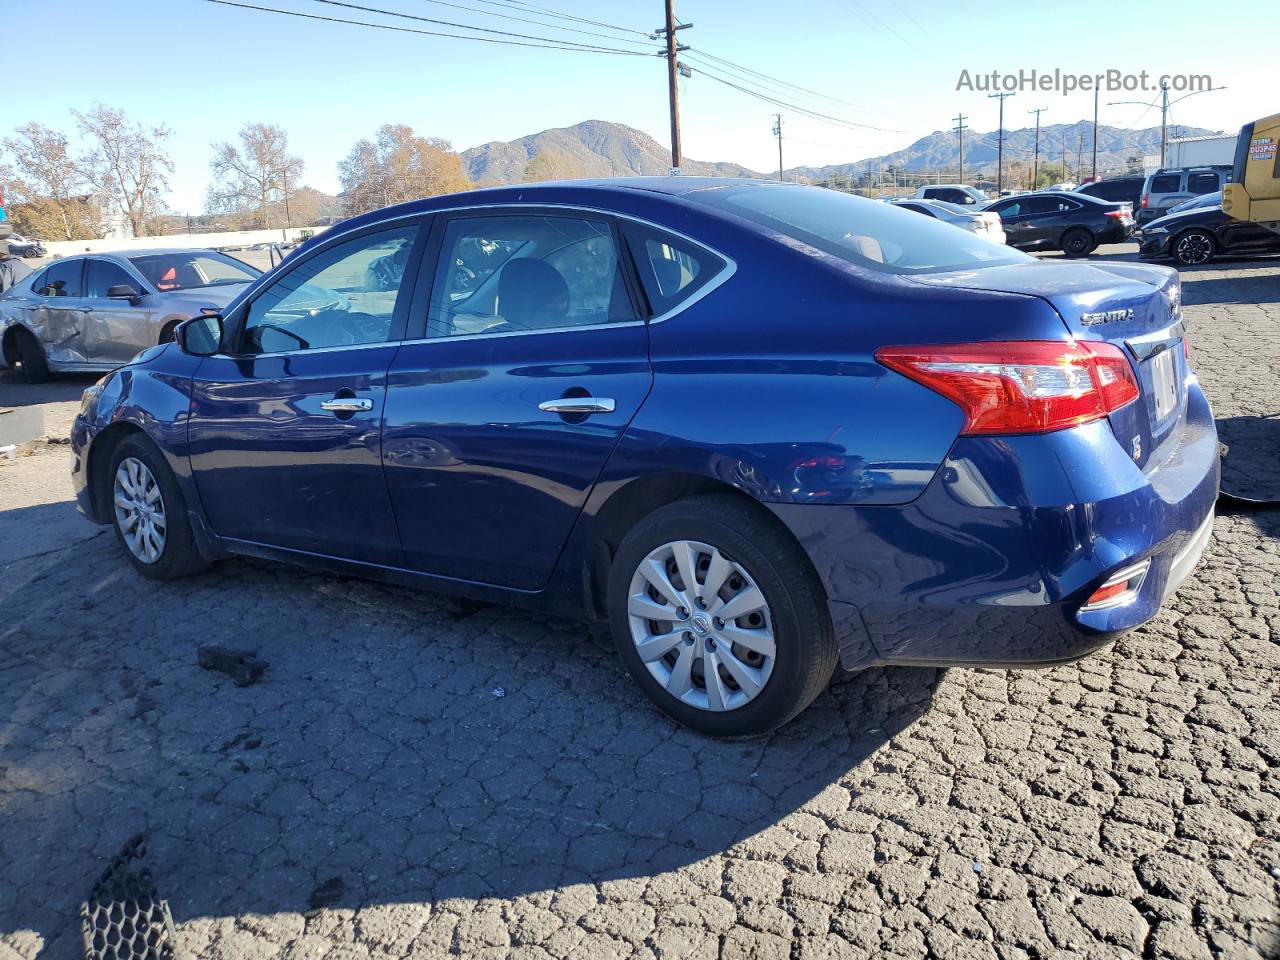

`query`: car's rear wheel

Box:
[608,494,836,737]
[108,435,210,580]
[1061,228,1094,258]
[1173,229,1216,266]
[12,328,51,383]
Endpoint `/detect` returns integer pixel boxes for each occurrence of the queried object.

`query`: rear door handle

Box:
[320,398,374,413]
[538,397,616,415]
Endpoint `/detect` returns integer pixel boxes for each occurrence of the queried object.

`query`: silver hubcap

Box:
[1177,233,1211,264]
[113,457,167,564]
[627,540,776,713]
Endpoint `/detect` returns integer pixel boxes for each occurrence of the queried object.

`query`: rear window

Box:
[1187,171,1219,194]
[692,184,1029,275]
[1150,174,1181,194]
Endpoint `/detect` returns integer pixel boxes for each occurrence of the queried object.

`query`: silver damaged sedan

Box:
[0,248,260,382]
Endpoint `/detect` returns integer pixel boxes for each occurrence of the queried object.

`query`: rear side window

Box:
[693,184,1029,275]
[1150,174,1181,193]
[36,259,83,297]
[1187,172,1219,194]
[622,223,725,316]
[85,260,139,299]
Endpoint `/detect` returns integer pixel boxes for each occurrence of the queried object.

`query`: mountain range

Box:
[460,119,1222,186]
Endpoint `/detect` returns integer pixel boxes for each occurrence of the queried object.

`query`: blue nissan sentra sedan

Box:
[68,179,1219,737]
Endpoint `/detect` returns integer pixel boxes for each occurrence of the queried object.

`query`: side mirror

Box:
[177,313,223,356]
[107,283,142,306]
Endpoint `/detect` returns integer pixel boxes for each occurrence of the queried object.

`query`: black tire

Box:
[1060,228,1094,258]
[1173,229,1216,267]
[13,328,51,383]
[107,435,210,580]
[608,494,837,737]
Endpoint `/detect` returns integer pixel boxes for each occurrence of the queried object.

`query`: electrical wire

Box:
[689,63,906,134]
[304,0,655,52]
[412,0,656,47]
[202,0,651,54]
[467,0,652,37]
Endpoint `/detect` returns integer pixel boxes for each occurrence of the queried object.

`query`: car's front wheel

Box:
[108,435,210,580]
[608,495,836,737]
[1173,229,1216,266]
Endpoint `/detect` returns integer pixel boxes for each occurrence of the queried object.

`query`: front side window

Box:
[428,214,636,338]
[129,251,259,292]
[694,184,1029,275]
[37,260,83,298]
[241,225,418,354]
[85,260,139,299]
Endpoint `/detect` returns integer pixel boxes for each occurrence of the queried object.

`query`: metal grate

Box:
[80,835,177,960]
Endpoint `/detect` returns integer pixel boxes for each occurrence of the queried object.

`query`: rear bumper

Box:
[771,380,1220,670]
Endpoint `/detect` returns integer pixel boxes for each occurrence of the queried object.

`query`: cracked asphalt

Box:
[1,252,1277,959]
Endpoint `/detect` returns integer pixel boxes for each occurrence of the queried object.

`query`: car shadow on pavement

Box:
[0,370,100,409]
[0,527,944,957]
[1218,414,1280,506]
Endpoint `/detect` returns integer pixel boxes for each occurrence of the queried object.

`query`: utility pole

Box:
[655,0,690,174]
[988,92,1013,195]
[1028,107,1047,189]
[1062,135,1068,184]
[953,113,968,184]
[772,114,784,181]
[1077,132,1085,183]
[1158,80,1169,168]
[1091,87,1099,181]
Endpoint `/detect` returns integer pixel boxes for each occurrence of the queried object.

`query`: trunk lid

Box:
[910,261,1186,469]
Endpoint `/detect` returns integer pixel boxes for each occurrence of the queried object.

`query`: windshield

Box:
[128,251,260,292]
[692,184,1029,275]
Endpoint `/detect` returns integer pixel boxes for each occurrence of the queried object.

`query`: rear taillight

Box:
[1141,193,1149,208]
[875,341,1140,436]
[1105,210,1130,220]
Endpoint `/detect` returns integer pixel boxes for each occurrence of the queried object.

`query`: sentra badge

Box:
[1080,308,1134,326]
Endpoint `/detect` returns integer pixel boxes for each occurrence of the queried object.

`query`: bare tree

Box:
[208,123,304,228]
[74,105,173,238]
[1,123,95,240]
[339,125,471,217]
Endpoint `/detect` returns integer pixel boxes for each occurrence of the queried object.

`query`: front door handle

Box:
[320,398,374,413]
[538,397,616,415]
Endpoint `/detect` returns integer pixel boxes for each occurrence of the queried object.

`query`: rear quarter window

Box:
[1150,174,1181,193]
[622,223,726,316]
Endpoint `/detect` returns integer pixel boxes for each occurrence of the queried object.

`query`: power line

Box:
[412,0,657,47]
[689,63,907,133]
[303,0,654,52]
[202,0,651,54]
[477,0,651,37]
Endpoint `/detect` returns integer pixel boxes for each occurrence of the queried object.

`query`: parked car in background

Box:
[1075,175,1146,211]
[70,179,1217,736]
[1138,166,1231,224]
[1168,190,1223,215]
[912,184,989,205]
[890,198,1006,244]
[983,191,1134,256]
[1137,204,1280,266]
[5,234,47,258]
[0,249,262,381]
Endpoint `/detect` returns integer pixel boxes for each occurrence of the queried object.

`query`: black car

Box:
[1075,175,1145,211]
[983,191,1134,257]
[1137,205,1280,266]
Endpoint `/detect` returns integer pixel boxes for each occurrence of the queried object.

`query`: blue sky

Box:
[10,0,1272,211]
